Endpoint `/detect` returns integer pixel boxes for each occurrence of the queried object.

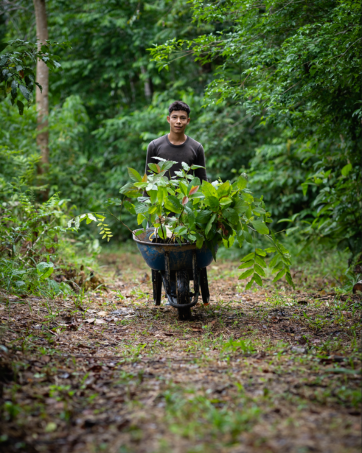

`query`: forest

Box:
[0,1,361,452]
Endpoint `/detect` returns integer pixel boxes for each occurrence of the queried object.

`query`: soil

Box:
[0,250,361,453]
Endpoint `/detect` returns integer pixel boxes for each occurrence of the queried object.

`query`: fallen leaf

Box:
[85,318,95,324]
[97,311,107,317]
[94,318,107,325]
[164,332,174,336]
[59,372,70,379]
[45,422,57,433]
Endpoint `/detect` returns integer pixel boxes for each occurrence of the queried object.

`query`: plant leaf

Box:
[127,168,142,182]
[251,220,269,235]
[238,268,254,280]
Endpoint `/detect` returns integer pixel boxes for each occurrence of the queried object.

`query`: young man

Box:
[145,101,207,306]
[145,101,207,181]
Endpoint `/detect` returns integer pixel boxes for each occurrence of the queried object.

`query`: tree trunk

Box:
[141,65,152,100]
[33,0,49,174]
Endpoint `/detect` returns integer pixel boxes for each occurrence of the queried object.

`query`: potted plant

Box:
[72,158,294,290]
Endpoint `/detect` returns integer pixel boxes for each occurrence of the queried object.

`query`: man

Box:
[145,101,207,306]
[145,100,207,181]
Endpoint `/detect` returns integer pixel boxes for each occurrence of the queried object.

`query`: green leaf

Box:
[237,175,247,190]
[196,210,212,224]
[242,229,253,243]
[219,197,233,207]
[253,273,263,286]
[157,187,167,203]
[233,198,248,214]
[205,213,216,236]
[16,99,24,115]
[196,236,204,249]
[179,180,188,196]
[238,268,254,280]
[205,195,219,211]
[251,220,269,235]
[181,162,190,171]
[223,207,238,224]
[255,255,267,268]
[19,84,31,100]
[137,213,146,225]
[264,247,276,253]
[228,235,235,247]
[190,164,204,170]
[254,264,265,277]
[255,248,266,256]
[269,254,280,268]
[124,200,136,215]
[272,269,286,283]
[272,261,284,273]
[148,190,157,204]
[119,182,135,194]
[135,203,149,214]
[236,231,244,247]
[148,163,160,173]
[245,279,254,290]
[128,167,142,182]
[341,163,352,177]
[36,262,54,279]
[238,260,254,269]
[157,225,167,239]
[217,181,231,199]
[174,225,188,235]
[201,181,218,198]
[160,160,175,172]
[285,272,295,288]
[240,252,255,262]
[187,210,195,230]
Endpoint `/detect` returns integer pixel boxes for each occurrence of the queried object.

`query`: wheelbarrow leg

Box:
[152,270,162,306]
[200,267,210,305]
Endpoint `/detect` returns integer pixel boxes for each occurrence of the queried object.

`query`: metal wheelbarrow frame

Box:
[132,228,215,319]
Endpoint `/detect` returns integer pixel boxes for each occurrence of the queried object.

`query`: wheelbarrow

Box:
[132,228,216,320]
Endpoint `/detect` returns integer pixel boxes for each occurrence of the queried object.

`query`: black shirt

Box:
[145,134,207,181]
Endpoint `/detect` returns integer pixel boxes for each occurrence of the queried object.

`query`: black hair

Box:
[168,101,190,117]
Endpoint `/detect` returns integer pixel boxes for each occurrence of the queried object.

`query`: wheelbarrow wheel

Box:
[176,269,191,320]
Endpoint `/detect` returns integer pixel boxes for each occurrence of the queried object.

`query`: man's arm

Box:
[145,141,156,176]
[195,144,207,181]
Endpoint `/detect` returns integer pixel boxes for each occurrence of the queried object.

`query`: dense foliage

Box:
[0,39,61,114]
[1,0,361,271]
[151,0,362,257]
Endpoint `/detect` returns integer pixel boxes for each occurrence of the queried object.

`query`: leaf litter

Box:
[0,250,361,452]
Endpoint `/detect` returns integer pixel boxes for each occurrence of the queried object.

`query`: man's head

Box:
[167,101,190,135]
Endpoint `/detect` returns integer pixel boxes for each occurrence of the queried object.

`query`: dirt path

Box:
[0,251,361,453]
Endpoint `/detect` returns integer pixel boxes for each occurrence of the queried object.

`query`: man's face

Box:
[167,110,190,134]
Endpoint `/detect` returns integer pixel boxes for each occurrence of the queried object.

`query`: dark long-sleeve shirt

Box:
[145,134,207,181]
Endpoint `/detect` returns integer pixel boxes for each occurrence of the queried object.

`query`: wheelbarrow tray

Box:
[132,228,215,271]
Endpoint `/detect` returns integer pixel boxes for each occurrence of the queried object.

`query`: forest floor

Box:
[0,248,361,453]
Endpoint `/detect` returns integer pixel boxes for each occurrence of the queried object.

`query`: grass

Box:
[0,243,361,452]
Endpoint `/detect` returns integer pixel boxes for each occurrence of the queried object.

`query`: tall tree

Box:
[33,0,48,174]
